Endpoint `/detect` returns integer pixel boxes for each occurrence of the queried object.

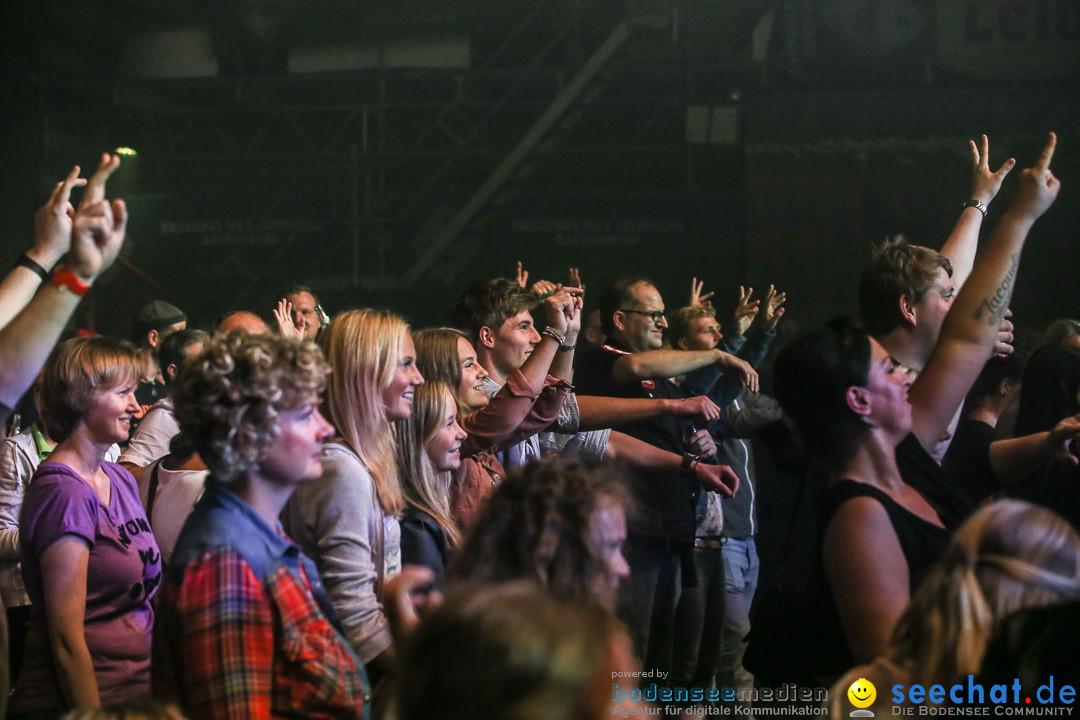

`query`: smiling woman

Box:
[281,308,423,700]
[9,337,160,718]
[394,381,467,591]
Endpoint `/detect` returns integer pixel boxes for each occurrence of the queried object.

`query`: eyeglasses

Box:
[620,309,666,322]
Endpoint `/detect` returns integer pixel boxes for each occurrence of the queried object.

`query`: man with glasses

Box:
[574,277,756,686]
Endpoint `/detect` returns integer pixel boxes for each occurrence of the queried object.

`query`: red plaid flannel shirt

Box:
[155,546,368,720]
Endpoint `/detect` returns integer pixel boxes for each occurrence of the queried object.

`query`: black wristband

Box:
[15,254,50,282]
[680,453,699,477]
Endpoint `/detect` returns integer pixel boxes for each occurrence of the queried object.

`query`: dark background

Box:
[2,0,1077,340]
[2,0,1078,630]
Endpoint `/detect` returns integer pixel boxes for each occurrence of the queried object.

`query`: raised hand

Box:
[695,462,740,497]
[732,286,760,336]
[273,299,305,339]
[543,285,583,337]
[516,261,558,297]
[31,166,87,269]
[675,395,721,423]
[69,154,127,282]
[689,277,714,307]
[1006,132,1061,223]
[568,267,585,293]
[969,134,1016,206]
[760,284,787,332]
[994,308,1015,356]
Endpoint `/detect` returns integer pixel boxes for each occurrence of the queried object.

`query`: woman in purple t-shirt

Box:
[10,337,161,719]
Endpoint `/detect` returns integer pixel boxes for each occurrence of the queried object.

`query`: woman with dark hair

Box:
[772,135,1070,667]
[450,458,631,608]
[1008,345,1080,531]
[10,337,160,717]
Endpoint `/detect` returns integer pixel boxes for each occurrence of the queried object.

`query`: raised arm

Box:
[576,394,720,431]
[911,133,1059,451]
[0,155,127,410]
[272,299,305,339]
[986,414,1080,486]
[544,286,583,384]
[0,167,85,330]
[602,431,739,497]
[731,286,760,337]
[939,135,1016,289]
[612,348,758,392]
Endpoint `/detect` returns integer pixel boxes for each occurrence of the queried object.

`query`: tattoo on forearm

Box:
[972,252,1019,326]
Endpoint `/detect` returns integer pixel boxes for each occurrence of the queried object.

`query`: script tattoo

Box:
[972,252,1019,327]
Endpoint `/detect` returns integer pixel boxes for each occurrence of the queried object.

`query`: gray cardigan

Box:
[280,442,400,664]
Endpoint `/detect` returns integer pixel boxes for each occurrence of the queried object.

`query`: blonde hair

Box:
[886,500,1080,684]
[394,381,461,547]
[413,327,473,418]
[40,336,145,442]
[321,309,407,515]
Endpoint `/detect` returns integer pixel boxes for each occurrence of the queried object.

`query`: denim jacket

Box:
[156,480,372,720]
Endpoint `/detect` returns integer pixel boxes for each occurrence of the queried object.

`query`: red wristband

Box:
[52,268,91,297]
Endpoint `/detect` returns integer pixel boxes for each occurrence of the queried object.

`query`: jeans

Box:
[617,534,683,682]
[717,536,759,689]
[670,544,725,690]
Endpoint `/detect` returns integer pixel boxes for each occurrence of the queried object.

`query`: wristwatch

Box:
[680,453,700,477]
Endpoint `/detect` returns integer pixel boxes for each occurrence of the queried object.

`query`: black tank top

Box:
[821,479,952,591]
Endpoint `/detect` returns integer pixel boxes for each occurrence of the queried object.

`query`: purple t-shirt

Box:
[11,460,162,712]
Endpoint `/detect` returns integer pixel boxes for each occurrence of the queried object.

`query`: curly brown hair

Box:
[40,336,145,443]
[449,458,631,607]
[171,332,328,484]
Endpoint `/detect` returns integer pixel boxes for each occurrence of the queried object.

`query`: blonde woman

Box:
[394,381,466,591]
[10,338,159,718]
[282,309,423,679]
[413,327,569,528]
[829,500,1080,717]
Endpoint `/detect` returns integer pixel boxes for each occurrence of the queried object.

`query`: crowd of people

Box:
[0,132,1078,720]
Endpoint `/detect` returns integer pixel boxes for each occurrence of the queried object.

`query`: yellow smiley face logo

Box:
[848,678,876,709]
